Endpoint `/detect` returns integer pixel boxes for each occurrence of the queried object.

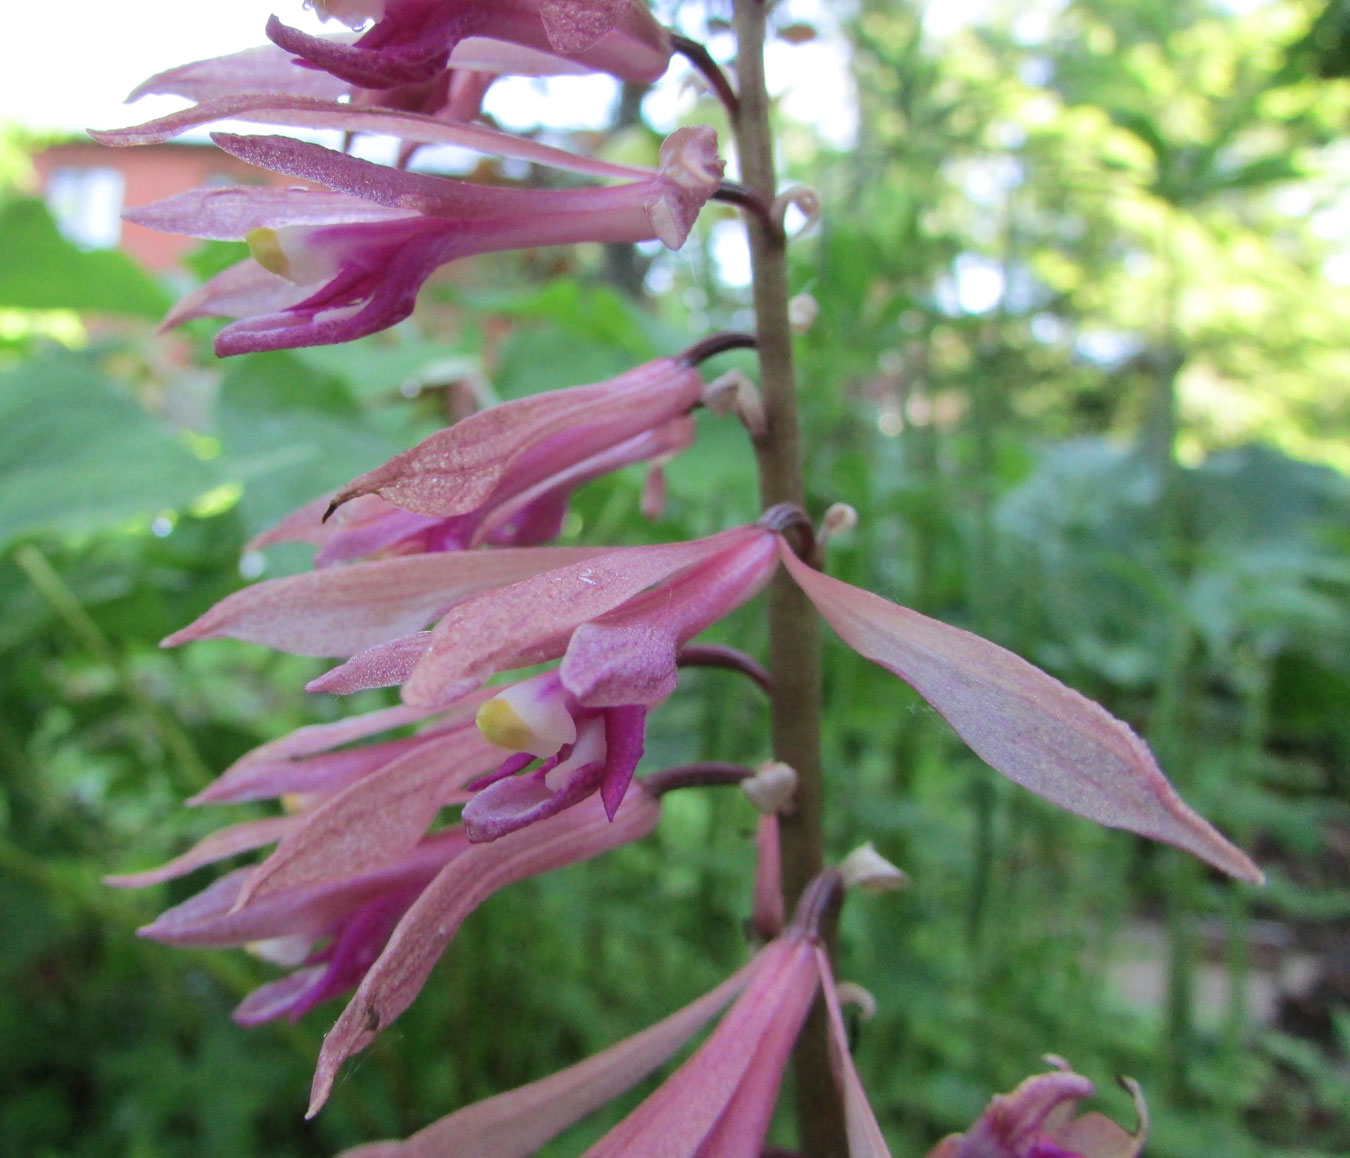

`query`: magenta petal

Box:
[162,545,608,657]
[600,706,646,820]
[308,789,661,1115]
[780,544,1262,883]
[234,965,330,1027]
[560,531,776,708]
[581,936,818,1158]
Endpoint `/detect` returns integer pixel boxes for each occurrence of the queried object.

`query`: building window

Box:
[46,166,126,250]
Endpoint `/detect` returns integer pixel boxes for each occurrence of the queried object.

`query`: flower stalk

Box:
[731,0,842,1153]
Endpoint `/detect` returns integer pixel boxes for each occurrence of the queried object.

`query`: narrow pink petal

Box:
[162,545,608,657]
[580,936,817,1158]
[330,359,703,518]
[235,726,502,905]
[93,95,652,180]
[104,816,296,887]
[191,701,452,805]
[306,633,434,695]
[336,956,763,1158]
[780,545,1262,883]
[689,963,810,1158]
[308,789,661,1115]
[141,831,469,949]
[126,186,405,241]
[126,44,349,103]
[401,528,764,706]
[816,946,893,1158]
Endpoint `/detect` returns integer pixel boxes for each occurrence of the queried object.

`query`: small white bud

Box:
[741,761,798,814]
[702,369,766,438]
[818,502,858,547]
[839,842,908,893]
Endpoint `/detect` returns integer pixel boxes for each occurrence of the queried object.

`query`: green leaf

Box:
[215,350,403,540]
[0,352,217,548]
[0,198,169,318]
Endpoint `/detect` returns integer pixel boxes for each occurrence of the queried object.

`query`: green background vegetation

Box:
[2,1,1348,1154]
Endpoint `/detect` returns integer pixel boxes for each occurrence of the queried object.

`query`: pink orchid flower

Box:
[123,125,722,353]
[268,0,672,90]
[927,1062,1147,1158]
[110,763,660,1032]
[326,872,891,1155]
[164,514,1261,879]
[251,348,715,562]
[254,417,689,563]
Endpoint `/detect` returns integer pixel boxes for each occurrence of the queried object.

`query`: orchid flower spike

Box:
[126,126,723,354]
[927,1062,1148,1158]
[271,0,673,90]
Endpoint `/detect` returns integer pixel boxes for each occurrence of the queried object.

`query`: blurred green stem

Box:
[15,543,211,793]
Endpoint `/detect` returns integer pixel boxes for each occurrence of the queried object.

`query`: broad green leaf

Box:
[215,350,403,540]
[0,352,216,547]
[0,198,169,318]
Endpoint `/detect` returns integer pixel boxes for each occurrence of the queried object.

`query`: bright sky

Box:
[1,2,331,135]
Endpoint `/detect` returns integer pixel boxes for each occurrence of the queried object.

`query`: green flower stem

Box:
[731,2,845,1154]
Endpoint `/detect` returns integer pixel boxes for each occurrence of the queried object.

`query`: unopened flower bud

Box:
[741,761,797,814]
[818,502,858,548]
[839,842,908,893]
[702,369,766,437]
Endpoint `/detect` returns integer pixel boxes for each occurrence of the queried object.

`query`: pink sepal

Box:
[104,815,296,887]
[816,946,893,1158]
[401,527,765,706]
[95,94,651,180]
[125,186,405,240]
[779,544,1262,883]
[308,788,661,1115]
[162,545,608,657]
[190,700,458,805]
[139,829,469,949]
[329,359,704,518]
[233,726,503,907]
[579,935,817,1157]
[307,633,434,696]
[335,955,760,1158]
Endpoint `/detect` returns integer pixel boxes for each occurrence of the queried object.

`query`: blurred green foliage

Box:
[3,1,1350,1155]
